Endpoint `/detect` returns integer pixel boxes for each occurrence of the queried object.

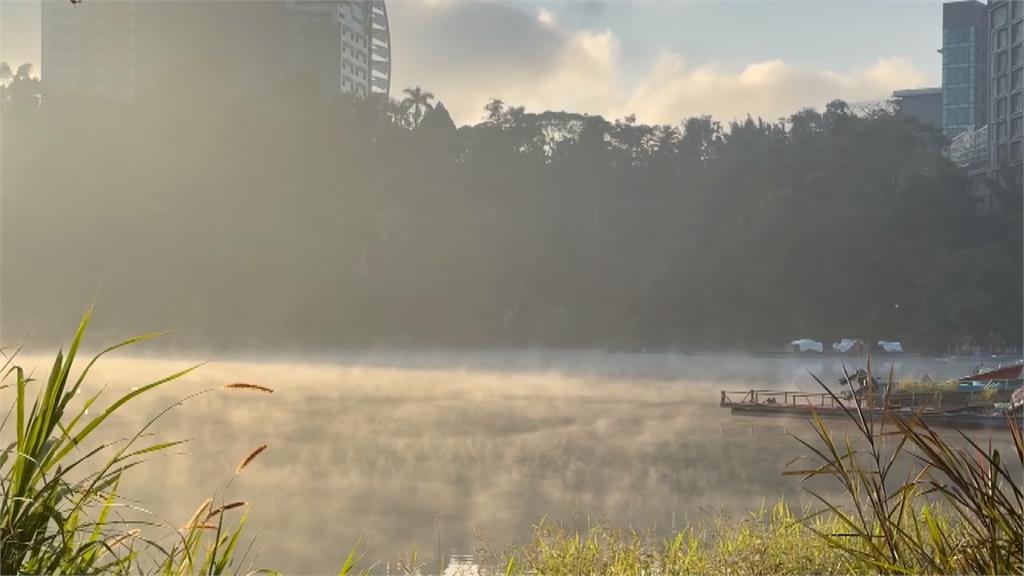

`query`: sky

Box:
[2,0,946,125]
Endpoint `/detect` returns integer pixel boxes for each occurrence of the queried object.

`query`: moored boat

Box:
[720,361,1024,429]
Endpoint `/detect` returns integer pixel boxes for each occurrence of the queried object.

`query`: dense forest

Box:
[1,62,1021,353]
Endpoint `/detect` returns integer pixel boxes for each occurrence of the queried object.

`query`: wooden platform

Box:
[720,388,1018,429]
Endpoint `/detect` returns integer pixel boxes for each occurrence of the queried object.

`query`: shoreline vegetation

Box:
[3,62,1021,355]
[2,314,1022,575]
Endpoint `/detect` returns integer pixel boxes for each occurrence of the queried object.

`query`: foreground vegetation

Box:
[0,310,282,575]
[2,316,1021,574]
[400,405,1023,575]
[499,365,1023,576]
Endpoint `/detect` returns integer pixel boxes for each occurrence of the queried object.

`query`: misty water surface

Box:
[9,351,1013,572]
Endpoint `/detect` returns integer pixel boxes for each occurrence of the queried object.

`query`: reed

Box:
[223,383,275,394]
[786,358,1023,574]
[0,308,278,575]
[499,357,1023,575]
[236,445,268,474]
[4,310,1018,575]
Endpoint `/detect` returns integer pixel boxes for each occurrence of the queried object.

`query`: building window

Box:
[1013,69,1023,90]
[997,51,1008,74]
[998,96,1008,119]
[1014,21,1023,43]
[1013,45,1022,68]
[1012,117,1023,137]
[1011,141,1022,165]
[1013,92,1024,113]
[998,29,1009,50]
[994,4,1009,28]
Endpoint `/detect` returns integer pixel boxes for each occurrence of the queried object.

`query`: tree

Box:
[400,86,434,128]
[2,77,1018,353]
[0,62,42,108]
[484,98,505,125]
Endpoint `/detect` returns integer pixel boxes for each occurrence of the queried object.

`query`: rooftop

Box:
[892,87,943,97]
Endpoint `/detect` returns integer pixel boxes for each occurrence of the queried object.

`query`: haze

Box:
[0,1,1022,573]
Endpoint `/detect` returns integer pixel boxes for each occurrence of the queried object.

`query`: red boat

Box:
[958,362,1023,383]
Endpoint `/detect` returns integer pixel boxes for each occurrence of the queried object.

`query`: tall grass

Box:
[500,357,1023,575]
[0,308,275,574]
[498,503,867,575]
[786,358,1023,574]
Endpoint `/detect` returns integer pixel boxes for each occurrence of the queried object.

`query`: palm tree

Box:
[400,86,434,127]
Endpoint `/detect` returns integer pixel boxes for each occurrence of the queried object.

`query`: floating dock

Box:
[719,388,1019,429]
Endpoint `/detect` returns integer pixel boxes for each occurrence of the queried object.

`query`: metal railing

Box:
[720,387,1013,411]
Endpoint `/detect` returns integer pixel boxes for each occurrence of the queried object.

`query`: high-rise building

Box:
[942,1,990,139]
[40,0,145,102]
[285,0,391,97]
[40,0,391,102]
[987,0,1024,172]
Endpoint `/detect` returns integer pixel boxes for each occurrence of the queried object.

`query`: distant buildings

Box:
[893,87,943,129]
[987,0,1023,173]
[40,0,391,102]
[941,1,990,139]
[897,0,1024,180]
[286,0,391,96]
[949,124,991,173]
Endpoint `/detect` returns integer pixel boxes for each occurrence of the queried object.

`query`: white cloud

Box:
[389,3,928,126]
[537,8,555,28]
[618,54,927,124]
[491,29,621,117]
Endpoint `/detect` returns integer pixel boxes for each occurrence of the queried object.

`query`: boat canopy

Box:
[832,339,863,353]
[878,341,903,353]
[791,339,823,353]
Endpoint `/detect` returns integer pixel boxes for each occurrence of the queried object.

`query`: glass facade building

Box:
[988,0,1024,171]
[942,1,990,138]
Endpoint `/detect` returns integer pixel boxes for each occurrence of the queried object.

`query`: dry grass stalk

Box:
[104,529,140,549]
[181,497,213,532]
[207,501,248,519]
[223,383,274,394]
[236,444,267,473]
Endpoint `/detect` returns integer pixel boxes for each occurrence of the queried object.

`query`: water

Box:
[9,351,1012,573]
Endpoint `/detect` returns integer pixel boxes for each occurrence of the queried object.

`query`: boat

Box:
[720,362,1023,429]
[719,388,1015,429]
[964,363,1024,381]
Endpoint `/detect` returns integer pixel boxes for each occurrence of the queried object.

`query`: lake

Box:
[9,351,1013,573]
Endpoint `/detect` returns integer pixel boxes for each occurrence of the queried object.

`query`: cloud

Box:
[391,1,621,123]
[389,3,928,126]
[537,8,555,28]
[619,55,928,125]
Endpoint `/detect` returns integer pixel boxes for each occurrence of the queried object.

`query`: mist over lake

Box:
[2,2,1022,572]
[10,350,1007,573]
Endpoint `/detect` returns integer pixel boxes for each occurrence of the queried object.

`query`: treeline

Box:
[1,64,1021,353]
